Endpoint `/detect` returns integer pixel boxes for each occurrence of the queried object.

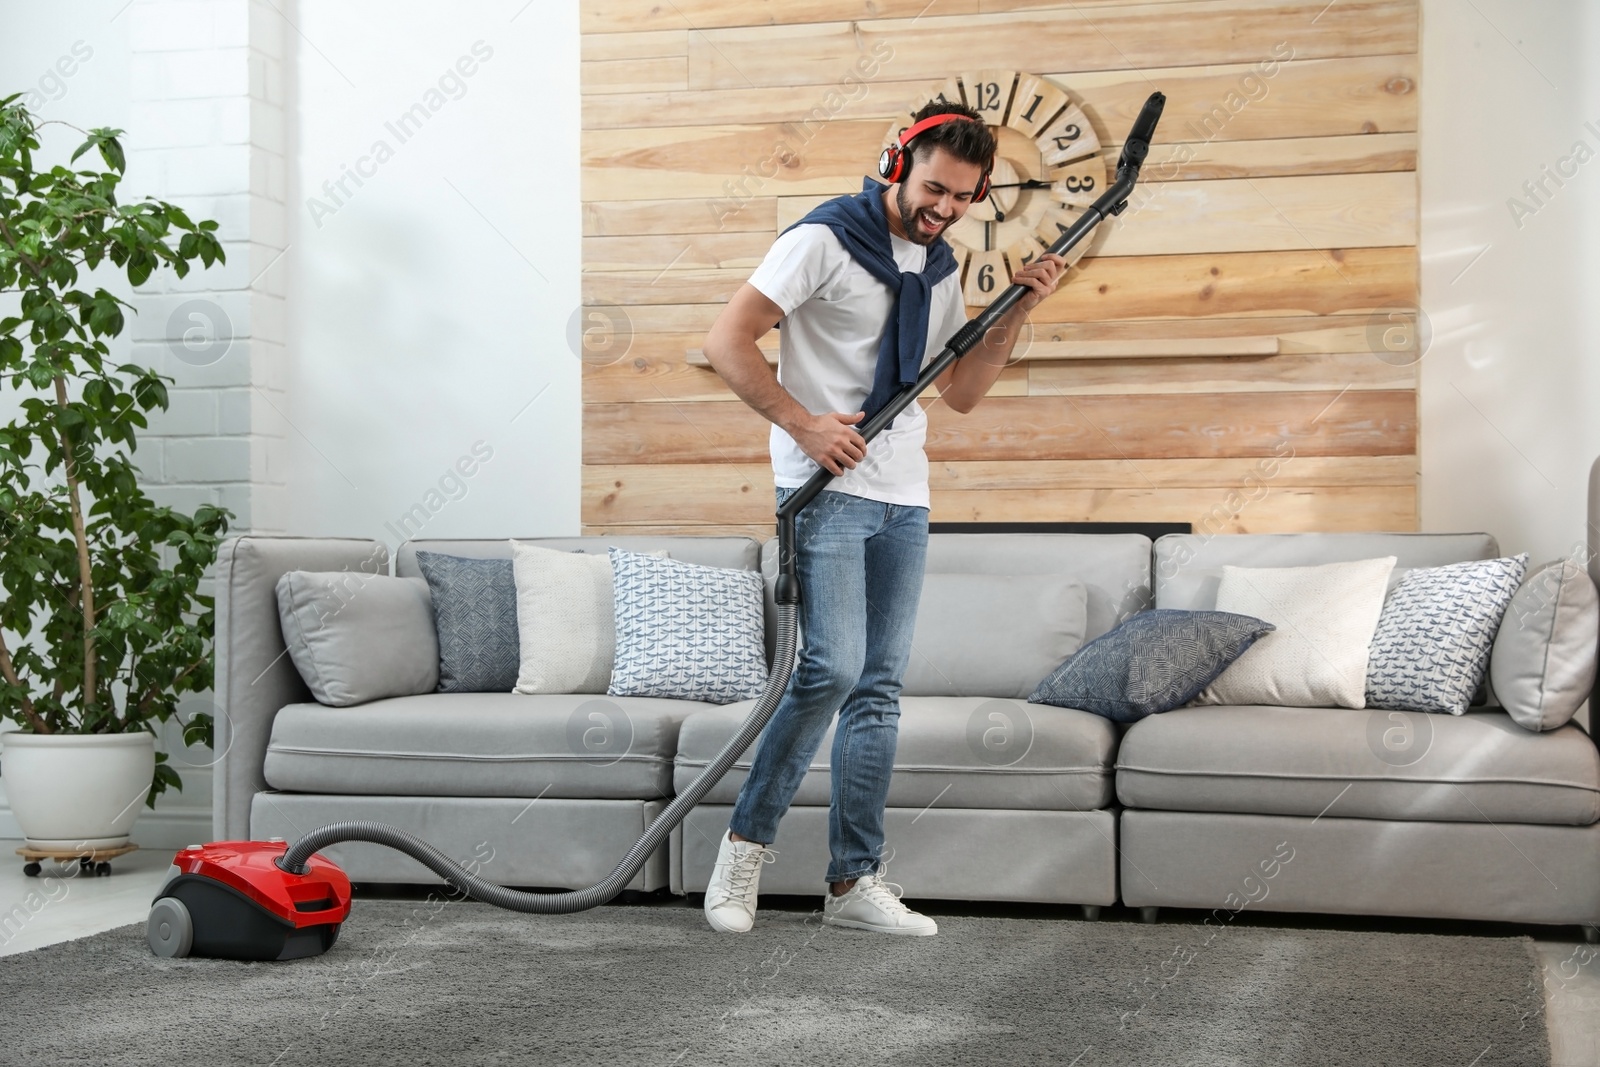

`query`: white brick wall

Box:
[123,0,291,844]
[118,0,296,607]
[127,0,290,541]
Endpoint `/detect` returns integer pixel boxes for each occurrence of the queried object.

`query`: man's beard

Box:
[895,184,949,246]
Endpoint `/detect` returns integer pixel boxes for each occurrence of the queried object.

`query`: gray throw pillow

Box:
[901,574,1088,699]
[1492,559,1600,731]
[415,551,521,693]
[275,571,438,706]
[1029,609,1275,723]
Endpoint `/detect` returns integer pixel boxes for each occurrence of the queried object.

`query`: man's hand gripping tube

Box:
[774,92,1166,604]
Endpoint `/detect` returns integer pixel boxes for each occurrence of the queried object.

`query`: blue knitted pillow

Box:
[414,551,520,693]
[1029,610,1275,723]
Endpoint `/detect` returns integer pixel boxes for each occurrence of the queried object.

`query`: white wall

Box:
[1419,0,1600,564]
[286,2,582,541]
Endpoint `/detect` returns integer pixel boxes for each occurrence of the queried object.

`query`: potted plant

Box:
[0,96,232,850]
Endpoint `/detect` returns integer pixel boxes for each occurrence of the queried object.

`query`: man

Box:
[700,102,1066,936]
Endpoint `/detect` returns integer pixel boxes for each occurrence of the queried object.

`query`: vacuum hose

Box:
[275,603,799,913]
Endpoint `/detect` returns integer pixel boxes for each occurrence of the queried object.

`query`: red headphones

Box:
[877,114,992,202]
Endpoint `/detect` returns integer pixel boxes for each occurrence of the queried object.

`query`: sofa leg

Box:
[1139,906,1160,924]
[1583,924,1599,944]
[1080,904,1101,922]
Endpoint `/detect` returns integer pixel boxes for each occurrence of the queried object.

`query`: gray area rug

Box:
[1,899,1549,1067]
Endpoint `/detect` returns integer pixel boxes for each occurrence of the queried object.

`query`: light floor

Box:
[0,838,1596,1064]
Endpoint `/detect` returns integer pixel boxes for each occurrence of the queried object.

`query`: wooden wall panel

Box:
[586,247,1416,317]
[579,0,1420,535]
[585,390,1415,464]
[585,455,1417,533]
[582,55,1418,136]
[684,2,1415,90]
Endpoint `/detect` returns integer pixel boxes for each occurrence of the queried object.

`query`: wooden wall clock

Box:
[883,72,1111,307]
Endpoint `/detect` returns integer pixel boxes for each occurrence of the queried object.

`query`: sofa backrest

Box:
[394,536,761,576]
[1152,531,1501,611]
[759,532,1153,651]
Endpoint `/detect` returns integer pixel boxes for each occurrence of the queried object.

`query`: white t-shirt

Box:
[746,222,968,509]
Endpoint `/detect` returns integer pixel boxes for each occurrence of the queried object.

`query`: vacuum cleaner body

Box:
[147,840,351,960]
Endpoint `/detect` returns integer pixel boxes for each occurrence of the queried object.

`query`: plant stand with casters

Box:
[18,843,138,878]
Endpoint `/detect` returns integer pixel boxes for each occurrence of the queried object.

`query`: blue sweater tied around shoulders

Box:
[780,176,958,423]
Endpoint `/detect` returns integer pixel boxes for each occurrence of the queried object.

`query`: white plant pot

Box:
[0,732,156,849]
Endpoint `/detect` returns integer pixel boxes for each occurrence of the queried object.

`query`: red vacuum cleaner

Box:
[149,92,1165,962]
[147,840,351,960]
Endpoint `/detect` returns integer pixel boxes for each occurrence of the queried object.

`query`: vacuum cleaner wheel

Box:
[147,896,194,958]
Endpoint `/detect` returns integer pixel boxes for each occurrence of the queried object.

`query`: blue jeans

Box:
[728,487,929,883]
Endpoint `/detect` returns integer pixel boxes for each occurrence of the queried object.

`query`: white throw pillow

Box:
[1195,556,1397,709]
[509,542,618,695]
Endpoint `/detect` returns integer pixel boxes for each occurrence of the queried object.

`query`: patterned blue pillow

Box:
[607,548,768,703]
[414,551,520,693]
[1028,610,1275,723]
[1366,554,1528,715]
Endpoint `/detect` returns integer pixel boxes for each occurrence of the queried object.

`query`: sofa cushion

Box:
[1366,554,1528,715]
[1030,609,1275,723]
[263,692,714,799]
[608,549,769,703]
[901,574,1087,699]
[674,697,1119,811]
[415,551,520,693]
[1115,705,1600,826]
[1493,558,1600,732]
[274,571,438,706]
[1195,557,1396,709]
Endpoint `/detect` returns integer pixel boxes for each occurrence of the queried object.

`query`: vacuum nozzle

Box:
[1116,91,1166,173]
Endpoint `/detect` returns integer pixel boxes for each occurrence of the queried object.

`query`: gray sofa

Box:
[212,512,1600,932]
[1122,531,1600,930]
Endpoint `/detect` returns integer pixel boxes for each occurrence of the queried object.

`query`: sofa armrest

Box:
[212,536,389,840]
[1587,455,1600,737]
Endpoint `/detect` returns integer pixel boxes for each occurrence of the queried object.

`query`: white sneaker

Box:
[822,870,938,936]
[703,830,777,934]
